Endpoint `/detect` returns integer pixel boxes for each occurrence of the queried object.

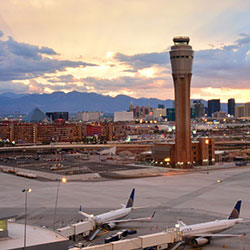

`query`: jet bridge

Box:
[57,220,95,239]
[69,228,182,250]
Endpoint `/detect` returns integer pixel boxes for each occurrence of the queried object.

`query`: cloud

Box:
[114,34,250,89]
[6,36,57,59]
[1,30,249,101]
[82,76,160,90]
[0,81,29,93]
[114,51,169,70]
[47,74,77,83]
[193,33,250,87]
[236,33,250,45]
[0,31,97,81]
[27,79,89,93]
[80,76,172,95]
[21,74,172,96]
[76,76,174,98]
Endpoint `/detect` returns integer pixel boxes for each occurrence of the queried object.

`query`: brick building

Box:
[86,124,102,137]
[0,121,87,144]
[0,122,12,141]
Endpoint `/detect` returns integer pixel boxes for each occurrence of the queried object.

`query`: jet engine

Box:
[191,237,209,246]
[104,222,116,230]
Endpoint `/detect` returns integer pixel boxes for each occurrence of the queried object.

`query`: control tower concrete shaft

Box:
[169,37,194,168]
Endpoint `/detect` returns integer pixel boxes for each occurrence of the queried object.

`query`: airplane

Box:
[79,188,155,240]
[172,200,247,248]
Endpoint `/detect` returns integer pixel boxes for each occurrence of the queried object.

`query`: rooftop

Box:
[0,222,67,250]
[0,213,17,221]
[173,36,190,45]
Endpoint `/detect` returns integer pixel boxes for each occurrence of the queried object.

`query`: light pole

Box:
[53,177,67,229]
[22,188,32,250]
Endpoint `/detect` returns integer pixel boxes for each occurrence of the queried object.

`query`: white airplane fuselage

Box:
[94,207,132,225]
[180,218,243,238]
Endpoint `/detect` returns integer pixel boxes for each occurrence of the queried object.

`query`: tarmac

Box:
[1,164,250,249]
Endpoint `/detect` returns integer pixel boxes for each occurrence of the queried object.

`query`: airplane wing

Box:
[239,220,250,223]
[196,233,244,238]
[132,206,148,210]
[110,211,155,224]
[120,204,147,209]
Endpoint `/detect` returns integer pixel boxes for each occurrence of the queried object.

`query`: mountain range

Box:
[0,91,227,115]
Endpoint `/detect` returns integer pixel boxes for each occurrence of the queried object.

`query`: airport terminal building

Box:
[0,219,69,250]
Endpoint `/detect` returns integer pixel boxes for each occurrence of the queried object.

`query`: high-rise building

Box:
[227,98,235,116]
[166,108,175,121]
[193,100,205,118]
[208,99,220,117]
[46,112,69,121]
[129,101,134,111]
[190,107,196,119]
[134,106,140,119]
[235,103,250,118]
[140,106,146,118]
[114,111,134,122]
[204,106,208,116]
[166,108,195,121]
[77,111,102,121]
[147,103,151,113]
[169,36,194,168]
[244,102,250,117]
[235,105,245,118]
[152,108,166,119]
[158,104,165,109]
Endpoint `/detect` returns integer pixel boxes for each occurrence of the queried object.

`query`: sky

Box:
[0,0,250,102]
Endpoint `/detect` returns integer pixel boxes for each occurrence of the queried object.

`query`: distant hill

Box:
[0,91,173,114]
[0,91,227,114]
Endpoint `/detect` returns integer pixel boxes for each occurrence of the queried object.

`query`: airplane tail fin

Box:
[126,188,135,208]
[228,200,242,219]
[177,219,187,227]
[78,205,93,220]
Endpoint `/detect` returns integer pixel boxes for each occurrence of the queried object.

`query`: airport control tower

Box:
[169,37,194,168]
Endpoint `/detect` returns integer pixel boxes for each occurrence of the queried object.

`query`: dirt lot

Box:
[0,151,146,177]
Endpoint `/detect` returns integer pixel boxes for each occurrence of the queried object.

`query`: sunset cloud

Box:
[0,31,97,81]
[0,0,250,102]
[114,34,250,90]
[1,32,250,102]
[114,51,169,70]
[194,33,250,87]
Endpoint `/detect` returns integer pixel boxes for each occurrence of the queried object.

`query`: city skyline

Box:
[0,0,250,102]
